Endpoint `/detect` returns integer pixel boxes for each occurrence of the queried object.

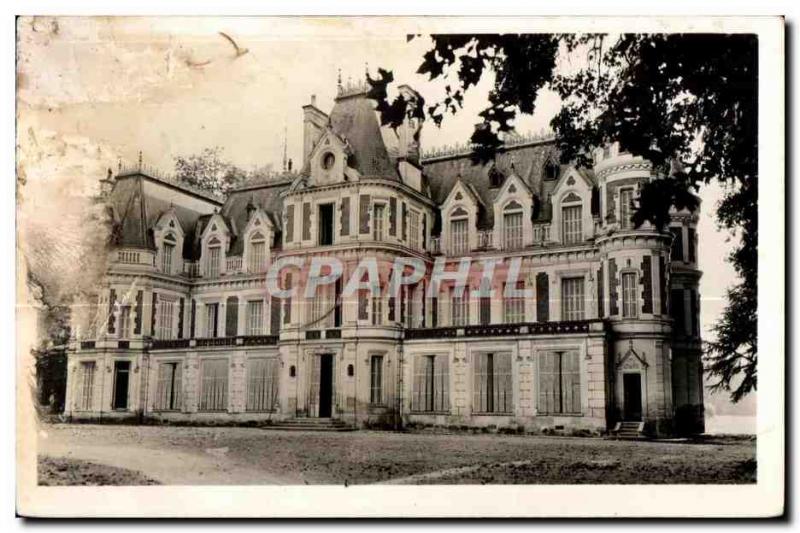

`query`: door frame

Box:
[621,370,644,421]
[112,360,131,411]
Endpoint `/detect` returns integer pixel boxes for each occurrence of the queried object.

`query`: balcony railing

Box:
[429,237,441,255]
[151,338,191,349]
[477,230,493,250]
[114,248,155,267]
[532,224,551,244]
[405,319,602,340]
[226,256,243,273]
[183,261,201,278]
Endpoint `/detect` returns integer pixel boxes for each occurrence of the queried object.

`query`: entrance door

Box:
[112,361,130,410]
[623,373,643,421]
[318,354,334,418]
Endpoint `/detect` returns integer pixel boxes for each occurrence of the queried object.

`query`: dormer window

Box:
[544,160,560,181]
[488,165,504,188]
[248,231,267,273]
[321,152,335,170]
[560,193,583,245]
[207,237,222,277]
[449,206,469,255]
[503,201,524,250]
[161,233,176,274]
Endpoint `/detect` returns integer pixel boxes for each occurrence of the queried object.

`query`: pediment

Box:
[308,128,353,187]
[617,341,648,369]
[442,178,480,211]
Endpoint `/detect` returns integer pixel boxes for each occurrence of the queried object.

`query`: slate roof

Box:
[222,177,293,255]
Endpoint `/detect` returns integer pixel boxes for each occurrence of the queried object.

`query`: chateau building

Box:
[65,80,704,436]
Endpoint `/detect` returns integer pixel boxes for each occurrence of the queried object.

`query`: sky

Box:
[16,16,740,384]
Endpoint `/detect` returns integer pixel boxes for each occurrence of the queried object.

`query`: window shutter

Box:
[177,298,185,339]
[430,297,438,328]
[401,202,408,241]
[608,258,619,316]
[659,255,668,315]
[283,273,292,325]
[285,204,295,243]
[687,227,696,262]
[270,296,281,334]
[190,299,196,338]
[340,196,350,237]
[359,195,371,234]
[302,202,311,241]
[358,289,369,320]
[436,355,450,412]
[107,289,117,334]
[535,273,549,322]
[421,212,427,250]
[474,353,486,413]
[134,290,143,334]
[412,357,423,411]
[596,265,604,318]
[150,292,158,335]
[225,296,238,337]
[388,296,396,322]
[389,197,397,236]
[641,256,653,314]
[174,364,183,410]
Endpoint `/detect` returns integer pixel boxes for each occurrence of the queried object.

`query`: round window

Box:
[322,152,335,170]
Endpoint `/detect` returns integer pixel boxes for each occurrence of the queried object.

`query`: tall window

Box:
[246,358,278,411]
[247,300,264,335]
[538,350,581,414]
[503,281,525,323]
[561,205,583,244]
[371,289,383,326]
[155,362,182,411]
[473,352,513,414]
[118,305,131,338]
[205,303,218,338]
[77,361,96,411]
[157,299,175,339]
[248,236,266,273]
[450,218,468,255]
[619,188,635,229]
[451,287,469,326]
[311,285,335,329]
[561,277,585,321]
[373,204,385,241]
[370,355,384,405]
[207,246,221,277]
[412,355,449,412]
[622,272,638,318]
[408,210,420,249]
[199,358,228,411]
[503,211,523,250]
[161,241,174,274]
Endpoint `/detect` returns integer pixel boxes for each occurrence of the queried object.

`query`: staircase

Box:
[612,421,645,439]
[260,418,356,432]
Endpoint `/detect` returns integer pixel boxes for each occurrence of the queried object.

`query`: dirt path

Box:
[39,432,297,485]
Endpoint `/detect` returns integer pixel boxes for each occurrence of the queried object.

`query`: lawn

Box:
[38,424,756,485]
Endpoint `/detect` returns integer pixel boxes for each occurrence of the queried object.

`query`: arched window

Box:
[544,159,560,181]
[503,200,523,250]
[449,206,469,255]
[206,236,221,277]
[161,232,176,274]
[248,231,267,273]
[560,192,583,244]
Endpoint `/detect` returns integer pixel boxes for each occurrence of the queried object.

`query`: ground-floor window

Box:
[370,355,384,405]
[199,358,228,411]
[473,352,513,414]
[412,355,450,412]
[77,361,96,411]
[246,358,279,411]
[537,350,581,414]
[155,361,182,411]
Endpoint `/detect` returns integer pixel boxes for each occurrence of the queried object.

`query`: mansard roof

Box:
[107,172,222,253]
[221,177,293,255]
[326,90,401,181]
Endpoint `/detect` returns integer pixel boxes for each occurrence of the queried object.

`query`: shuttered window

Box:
[503,212,523,250]
[248,240,266,273]
[246,358,278,411]
[199,358,228,411]
[311,285,335,329]
[119,306,131,338]
[451,288,469,327]
[247,300,264,335]
[373,204,385,241]
[285,204,295,243]
[450,218,468,255]
[161,242,174,274]
[411,355,450,412]
[561,205,582,244]
[371,291,383,325]
[622,272,638,318]
[503,281,525,323]
[473,352,513,414]
[77,361,96,411]
[561,277,585,321]
[155,362,182,411]
[205,303,218,337]
[537,351,580,415]
[408,210,420,249]
[370,355,384,405]
[157,299,175,339]
[207,246,220,277]
[619,187,635,229]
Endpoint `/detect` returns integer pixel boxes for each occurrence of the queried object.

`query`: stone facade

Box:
[65,81,704,436]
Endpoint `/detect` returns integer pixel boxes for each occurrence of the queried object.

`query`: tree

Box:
[173,147,244,195]
[368,33,758,402]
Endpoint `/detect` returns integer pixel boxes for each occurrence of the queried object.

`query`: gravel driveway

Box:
[38,423,756,485]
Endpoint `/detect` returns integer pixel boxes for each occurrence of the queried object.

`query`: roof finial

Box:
[337,68,342,94]
[138,150,143,170]
[510,153,516,172]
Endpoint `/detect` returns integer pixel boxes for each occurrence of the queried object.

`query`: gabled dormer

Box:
[492,172,533,251]
[153,207,185,276]
[440,178,482,256]
[308,128,357,187]
[200,213,232,277]
[551,167,595,245]
[242,203,274,274]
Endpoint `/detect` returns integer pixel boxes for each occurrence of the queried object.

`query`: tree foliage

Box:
[369,33,758,402]
[173,147,244,196]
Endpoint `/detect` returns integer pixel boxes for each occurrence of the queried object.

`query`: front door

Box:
[623,373,643,421]
[112,361,130,410]
[318,354,334,418]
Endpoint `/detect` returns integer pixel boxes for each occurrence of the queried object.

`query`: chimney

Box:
[302,94,328,167]
[397,85,422,165]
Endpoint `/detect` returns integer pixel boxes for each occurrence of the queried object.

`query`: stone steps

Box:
[260,418,356,432]
[611,421,645,440]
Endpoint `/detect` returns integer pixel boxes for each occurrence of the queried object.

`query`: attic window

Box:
[322,152,335,170]
[544,160,559,181]
[163,232,176,243]
[488,165,504,188]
